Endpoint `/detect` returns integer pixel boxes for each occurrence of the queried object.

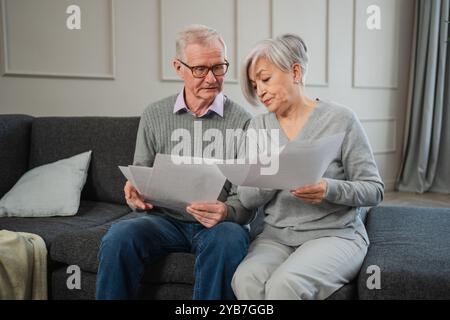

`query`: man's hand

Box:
[186,201,228,228]
[291,179,327,205]
[124,181,153,210]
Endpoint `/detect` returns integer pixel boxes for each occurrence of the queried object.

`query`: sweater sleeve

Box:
[237,186,278,210]
[223,117,256,225]
[235,117,278,211]
[323,111,384,207]
[225,184,258,225]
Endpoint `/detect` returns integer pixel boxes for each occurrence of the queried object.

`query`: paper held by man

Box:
[119,154,227,213]
[119,132,345,211]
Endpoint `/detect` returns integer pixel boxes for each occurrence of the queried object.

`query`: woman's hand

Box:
[291,179,327,204]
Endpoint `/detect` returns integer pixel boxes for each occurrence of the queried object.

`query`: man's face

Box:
[174,40,226,105]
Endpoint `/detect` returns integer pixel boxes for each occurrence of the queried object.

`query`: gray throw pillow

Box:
[0,151,92,217]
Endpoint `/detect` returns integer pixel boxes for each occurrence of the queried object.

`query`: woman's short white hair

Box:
[176,24,227,61]
[241,34,309,106]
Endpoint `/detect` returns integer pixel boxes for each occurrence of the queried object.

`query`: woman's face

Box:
[248,58,299,114]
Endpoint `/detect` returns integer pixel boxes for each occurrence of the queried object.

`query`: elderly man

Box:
[96,25,253,300]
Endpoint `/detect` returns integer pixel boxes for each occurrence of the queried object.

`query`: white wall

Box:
[0,0,415,190]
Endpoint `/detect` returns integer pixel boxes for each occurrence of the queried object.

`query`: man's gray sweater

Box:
[133,94,253,224]
[238,99,384,246]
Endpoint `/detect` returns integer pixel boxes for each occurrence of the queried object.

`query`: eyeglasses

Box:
[177,59,229,78]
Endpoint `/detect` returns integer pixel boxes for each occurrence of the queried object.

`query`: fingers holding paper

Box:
[186,201,228,228]
[124,181,153,211]
[291,179,327,205]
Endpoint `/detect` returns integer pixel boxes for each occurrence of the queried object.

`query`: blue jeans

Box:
[96,213,249,300]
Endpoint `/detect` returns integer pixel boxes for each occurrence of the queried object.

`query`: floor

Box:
[381,191,450,208]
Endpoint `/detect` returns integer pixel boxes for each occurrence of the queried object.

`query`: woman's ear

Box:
[292,63,302,84]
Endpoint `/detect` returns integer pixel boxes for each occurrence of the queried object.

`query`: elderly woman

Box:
[231,34,384,300]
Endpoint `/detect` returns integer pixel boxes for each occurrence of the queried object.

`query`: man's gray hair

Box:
[175,24,227,61]
[241,34,309,106]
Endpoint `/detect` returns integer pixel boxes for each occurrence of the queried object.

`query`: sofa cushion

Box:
[51,268,97,300]
[326,282,357,300]
[28,117,140,205]
[358,206,450,299]
[50,211,146,272]
[51,268,194,300]
[0,200,131,247]
[0,151,92,217]
[50,211,196,287]
[51,261,354,300]
[0,115,33,198]
[140,253,195,285]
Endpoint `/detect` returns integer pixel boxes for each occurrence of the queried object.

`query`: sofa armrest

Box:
[358,206,450,299]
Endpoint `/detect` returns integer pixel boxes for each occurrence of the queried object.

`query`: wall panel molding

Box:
[0,0,116,79]
[271,0,329,87]
[360,117,397,154]
[352,0,400,89]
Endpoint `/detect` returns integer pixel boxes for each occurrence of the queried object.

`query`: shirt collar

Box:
[173,88,225,118]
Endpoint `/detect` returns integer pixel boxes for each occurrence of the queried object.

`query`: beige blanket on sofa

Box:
[0,230,47,300]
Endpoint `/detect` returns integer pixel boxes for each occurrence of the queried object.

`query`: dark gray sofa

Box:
[1,114,450,300]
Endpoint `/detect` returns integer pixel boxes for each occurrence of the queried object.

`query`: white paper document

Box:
[215,132,345,190]
[119,133,344,212]
[119,154,227,213]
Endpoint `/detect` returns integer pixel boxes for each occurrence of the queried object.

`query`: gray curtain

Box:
[397,0,450,193]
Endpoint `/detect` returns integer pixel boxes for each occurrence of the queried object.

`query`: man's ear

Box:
[292,63,302,84]
[173,59,184,80]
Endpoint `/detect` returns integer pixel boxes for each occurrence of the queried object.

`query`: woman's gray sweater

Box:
[238,99,384,246]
